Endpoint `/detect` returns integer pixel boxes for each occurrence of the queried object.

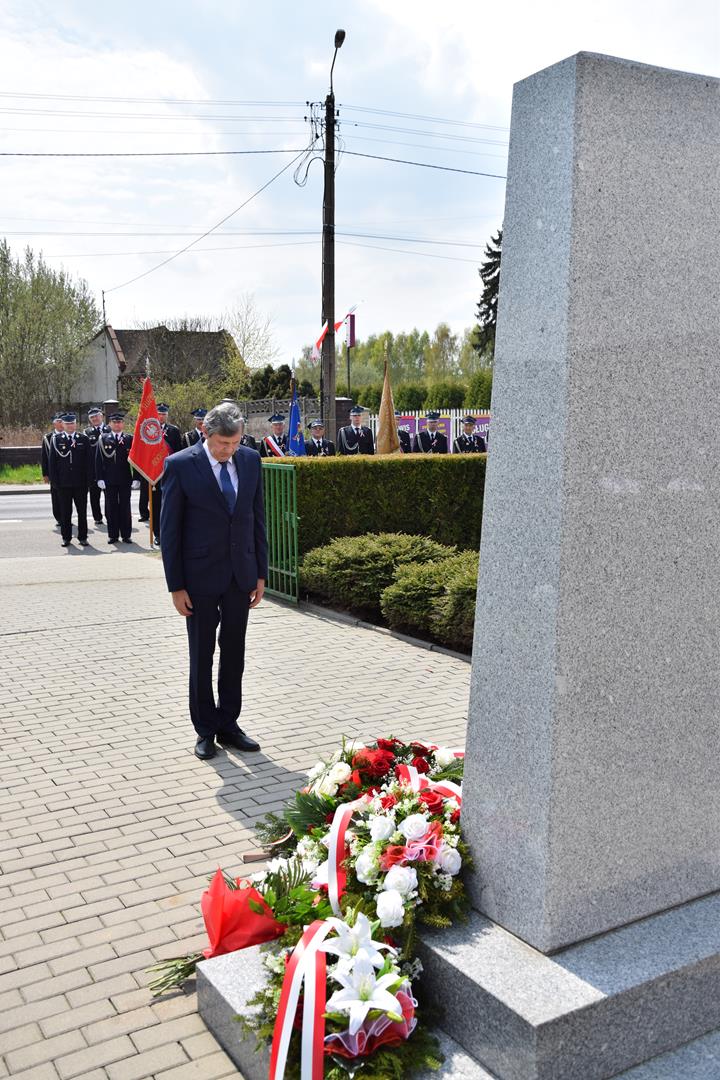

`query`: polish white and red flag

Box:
[310,305,358,360]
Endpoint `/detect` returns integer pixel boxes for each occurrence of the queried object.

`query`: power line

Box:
[104,146,312,293]
[338,239,478,264]
[342,104,509,132]
[0,227,485,248]
[0,146,505,177]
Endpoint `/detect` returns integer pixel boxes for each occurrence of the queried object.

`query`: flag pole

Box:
[149,484,155,548]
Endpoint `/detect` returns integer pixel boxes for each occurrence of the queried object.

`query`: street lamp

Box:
[320,29,346,441]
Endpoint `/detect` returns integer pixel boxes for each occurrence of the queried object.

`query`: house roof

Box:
[95,325,236,375]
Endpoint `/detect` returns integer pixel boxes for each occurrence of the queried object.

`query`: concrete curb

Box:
[0,484,49,495]
[266,594,471,664]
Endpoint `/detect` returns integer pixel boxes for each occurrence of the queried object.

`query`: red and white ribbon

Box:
[326,796,368,916]
[395,763,463,805]
[264,435,285,458]
[269,919,333,1080]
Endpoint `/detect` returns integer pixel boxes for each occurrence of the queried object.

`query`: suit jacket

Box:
[398,430,412,454]
[452,433,486,454]
[305,438,335,457]
[182,428,204,449]
[337,425,375,455]
[95,432,134,486]
[159,441,268,596]
[413,430,448,454]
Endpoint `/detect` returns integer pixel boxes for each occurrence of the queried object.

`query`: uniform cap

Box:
[190,408,207,419]
[461,415,477,424]
[268,413,285,423]
[156,403,170,413]
[87,407,103,417]
[425,410,441,421]
[62,412,77,422]
[309,419,324,429]
[52,412,64,421]
[349,406,364,416]
[107,411,125,421]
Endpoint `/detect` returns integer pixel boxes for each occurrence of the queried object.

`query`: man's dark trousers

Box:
[105,485,132,541]
[186,580,249,737]
[138,476,150,519]
[58,486,88,543]
[89,482,104,522]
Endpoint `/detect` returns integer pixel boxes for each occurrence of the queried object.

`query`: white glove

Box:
[97,480,106,490]
[131,479,141,490]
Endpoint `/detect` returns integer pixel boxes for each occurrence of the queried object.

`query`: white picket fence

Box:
[368,408,491,450]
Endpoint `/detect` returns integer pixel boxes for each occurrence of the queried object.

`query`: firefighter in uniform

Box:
[181,408,207,448]
[337,406,375,455]
[138,403,182,526]
[48,413,92,547]
[84,407,108,524]
[238,415,258,451]
[41,412,65,528]
[453,415,487,454]
[305,419,335,456]
[259,413,289,457]
[413,411,448,454]
[394,411,412,454]
[96,412,138,544]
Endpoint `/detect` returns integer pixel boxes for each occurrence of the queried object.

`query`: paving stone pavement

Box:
[0,553,470,1079]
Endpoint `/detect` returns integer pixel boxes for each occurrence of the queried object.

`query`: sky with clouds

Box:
[0,0,717,362]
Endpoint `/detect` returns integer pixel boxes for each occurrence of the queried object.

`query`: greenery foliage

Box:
[465,367,493,410]
[300,533,457,614]
[381,551,479,651]
[0,240,100,426]
[294,455,486,556]
[0,464,42,484]
[474,228,502,359]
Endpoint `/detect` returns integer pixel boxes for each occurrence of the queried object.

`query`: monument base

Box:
[197,890,720,1079]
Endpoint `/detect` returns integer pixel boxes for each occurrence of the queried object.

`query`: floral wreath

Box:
[150,737,469,1079]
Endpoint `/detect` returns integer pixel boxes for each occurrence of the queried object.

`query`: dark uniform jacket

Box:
[240,434,258,451]
[413,429,448,454]
[96,432,134,486]
[182,428,204,449]
[259,433,289,457]
[160,442,268,595]
[337,425,375,456]
[161,423,183,455]
[305,437,335,457]
[41,430,56,478]
[452,432,486,454]
[398,430,412,454]
[48,432,93,488]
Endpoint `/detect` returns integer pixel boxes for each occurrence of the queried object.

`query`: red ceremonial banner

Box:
[129,377,169,485]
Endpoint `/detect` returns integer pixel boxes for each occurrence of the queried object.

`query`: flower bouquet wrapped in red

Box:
[202,869,286,958]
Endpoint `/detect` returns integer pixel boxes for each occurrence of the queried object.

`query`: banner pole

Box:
[149,483,154,548]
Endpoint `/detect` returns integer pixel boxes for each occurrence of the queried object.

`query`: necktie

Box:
[219,461,236,514]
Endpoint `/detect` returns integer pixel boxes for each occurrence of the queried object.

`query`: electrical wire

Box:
[0,228,485,247]
[104,145,313,293]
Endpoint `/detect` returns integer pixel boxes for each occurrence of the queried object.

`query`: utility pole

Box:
[320,29,345,442]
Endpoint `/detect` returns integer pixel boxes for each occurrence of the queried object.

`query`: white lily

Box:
[320,912,395,969]
[326,955,402,1035]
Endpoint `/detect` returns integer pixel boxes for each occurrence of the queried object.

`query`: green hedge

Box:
[380,551,479,651]
[294,455,485,556]
[299,533,457,614]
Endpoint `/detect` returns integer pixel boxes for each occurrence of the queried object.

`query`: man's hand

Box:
[43,475,49,483]
[172,589,193,617]
[131,479,141,490]
[249,579,265,609]
[97,480,106,490]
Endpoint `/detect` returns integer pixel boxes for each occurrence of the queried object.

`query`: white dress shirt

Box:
[203,441,238,494]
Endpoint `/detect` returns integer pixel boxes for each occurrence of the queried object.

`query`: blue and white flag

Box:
[287,383,306,457]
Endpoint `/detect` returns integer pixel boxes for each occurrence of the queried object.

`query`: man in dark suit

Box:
[41,412,65,529]
[394,411,412,454]
[48,413,92,547]
[160,401,267,760]
[182,408,207,449]
[337,406,375,455]
[453,415,487,454]
[413,411,448,454]
[84,407,108,524]
[96,412,138,543]
[305,419,335,456]
[259,413,288,457]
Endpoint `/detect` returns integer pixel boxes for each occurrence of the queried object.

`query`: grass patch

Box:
[0,464,43,484]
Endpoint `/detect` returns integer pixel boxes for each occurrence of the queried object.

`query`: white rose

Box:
[328,761,352,785]
[376,889,405,928]
[434,748,456,768]
[307,761,325,780]
[398,814,429,842]
[266,857,288,874]
[316,776,338,797]
[383,865,418,897]
[436,845,462,876]
[312,860,329,887]
[369,815,395,842]
[355,847,378,884]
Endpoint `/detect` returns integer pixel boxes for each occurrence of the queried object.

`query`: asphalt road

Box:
[0,490,158,559]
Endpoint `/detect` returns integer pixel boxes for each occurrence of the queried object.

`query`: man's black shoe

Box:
[61,539,71,546]
[108,537,118,544]
[94,518,103,525]
[138,516,149,522]
[79,539,89,546]
[195,736,217,760]
[217,728,260,752]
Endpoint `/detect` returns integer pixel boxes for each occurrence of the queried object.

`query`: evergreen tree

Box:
[474,227,502,359]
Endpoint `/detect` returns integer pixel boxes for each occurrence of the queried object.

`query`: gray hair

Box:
[204,401,243,437]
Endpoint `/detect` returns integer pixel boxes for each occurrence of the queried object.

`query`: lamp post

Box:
[320,28,345,442]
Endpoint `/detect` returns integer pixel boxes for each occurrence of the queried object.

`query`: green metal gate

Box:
[262,461,299,601]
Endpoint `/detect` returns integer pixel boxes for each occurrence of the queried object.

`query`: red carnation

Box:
[380,844,409,870]
[411,756,431,774]
[352,748,395,778]
[450,808,461,824]
[410,741,432,756]
[418,789,445,815]
[379,793,398,810]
